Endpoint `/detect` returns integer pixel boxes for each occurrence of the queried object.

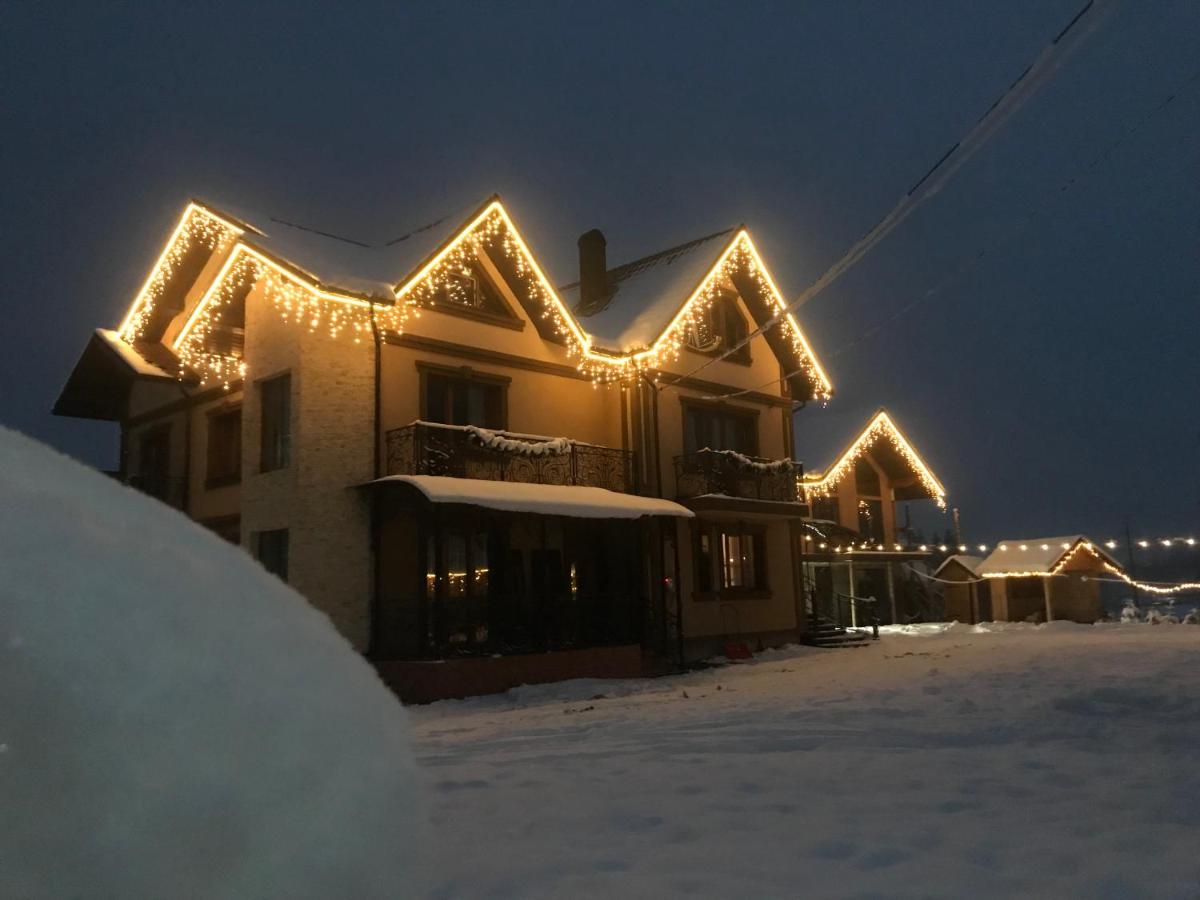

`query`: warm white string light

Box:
[801,410,946,508]
[118,203,245,342]
[113,198,835,394]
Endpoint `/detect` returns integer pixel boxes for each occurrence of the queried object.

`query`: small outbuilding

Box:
[933,555,990,623]
[951,536,1123,624]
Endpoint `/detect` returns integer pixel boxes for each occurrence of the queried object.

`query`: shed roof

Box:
[975,537,1123,576]
[933,555,984,579]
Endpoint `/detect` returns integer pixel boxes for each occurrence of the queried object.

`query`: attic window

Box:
[685,295,750,364]
[437,264,508,316]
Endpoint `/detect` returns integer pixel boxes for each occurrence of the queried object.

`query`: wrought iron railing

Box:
[673,449,801,502]
[385,421,637,493]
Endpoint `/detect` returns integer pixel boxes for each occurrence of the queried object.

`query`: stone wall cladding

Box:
[240,283,376,649]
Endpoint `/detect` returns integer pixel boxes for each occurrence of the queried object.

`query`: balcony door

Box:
[683,402,757,455]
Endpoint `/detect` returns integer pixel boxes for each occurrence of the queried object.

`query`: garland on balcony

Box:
[697,447,799,474]
[464,425,572,457]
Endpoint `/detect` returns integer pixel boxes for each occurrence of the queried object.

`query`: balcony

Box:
[673,449,802,503]
[385,421,637,494]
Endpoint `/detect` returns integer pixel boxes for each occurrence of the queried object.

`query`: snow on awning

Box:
[372,475,694,519]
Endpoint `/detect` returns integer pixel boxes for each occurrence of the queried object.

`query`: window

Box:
[693,523,768,597]
[695,530,714,593]
[422,370,506,429]
[720,530,764,590]
[857,499,884,543]
[685,295,750,363]
[683,403,757,455]
[259,374,291,472]
[427,527,491,650]
[255,529,289,581]
[437,265,509,316]
[811,494,839,522]
[204,516,241,544]
[206,406,242,487]
[135,424,174,501]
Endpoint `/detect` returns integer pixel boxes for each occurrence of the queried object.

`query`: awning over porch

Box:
[369,474,694,519]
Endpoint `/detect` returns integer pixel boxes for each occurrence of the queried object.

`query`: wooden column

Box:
[1042,578,1054,623]
[886,563,897,625]
[847,559,858,628]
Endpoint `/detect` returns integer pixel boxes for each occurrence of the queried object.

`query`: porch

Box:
[366,475,692,700]
[800,523,937,628]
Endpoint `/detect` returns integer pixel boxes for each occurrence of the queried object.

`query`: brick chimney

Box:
[577,229,608,313]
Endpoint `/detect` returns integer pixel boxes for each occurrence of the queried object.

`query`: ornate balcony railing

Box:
[385,421,637,494]
[673,449,802,502]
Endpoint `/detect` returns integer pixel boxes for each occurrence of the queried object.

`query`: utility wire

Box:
[695,62,1199,402]
[662,0,1114,393]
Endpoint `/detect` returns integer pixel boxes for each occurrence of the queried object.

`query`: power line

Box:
[693,62,1199,402]
[662,0,1114,392]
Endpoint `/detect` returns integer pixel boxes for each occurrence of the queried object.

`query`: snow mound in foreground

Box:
[0,428,421,898]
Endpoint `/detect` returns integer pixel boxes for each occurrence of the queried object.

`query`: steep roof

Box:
[933,554,984,579]
[99,194,832,400]
[796,405,946,506]
[559,228,736,352]
[202,196,492,300]
[975,537,1123,576]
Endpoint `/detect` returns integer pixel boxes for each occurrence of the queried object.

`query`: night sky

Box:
[2,1,1197,544]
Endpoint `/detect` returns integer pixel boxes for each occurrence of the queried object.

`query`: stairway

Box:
[801,617,874,649]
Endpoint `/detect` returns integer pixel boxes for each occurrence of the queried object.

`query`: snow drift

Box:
[0,427,421,898]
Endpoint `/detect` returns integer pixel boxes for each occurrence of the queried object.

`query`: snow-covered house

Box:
[940,537,1122,623]
[794,408,947,625]
[54,194,943,699]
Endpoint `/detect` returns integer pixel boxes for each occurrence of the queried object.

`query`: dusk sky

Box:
[3,1,1196,544]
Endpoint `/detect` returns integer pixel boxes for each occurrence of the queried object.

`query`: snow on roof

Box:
[376,475,694,519]
[560,229,736,352]
[793,400,890,473]
[0,425,420,895]
[795,402,945,504]
[95,328,172,378]
[934,555,984,578]
[975,536,1122,576]
[200,195,489,299]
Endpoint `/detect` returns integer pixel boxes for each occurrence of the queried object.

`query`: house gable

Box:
[83,194,836,396]
[802,409,947,508]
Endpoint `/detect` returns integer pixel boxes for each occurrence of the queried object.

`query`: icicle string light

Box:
[117,203,244,342]
[172,245,409,386]
[115,199,833,393]
[801,410,946,508]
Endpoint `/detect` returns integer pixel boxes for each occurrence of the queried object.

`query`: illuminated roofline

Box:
[801,409,947,507]
[116,202,247,337]
[172,243,381,350]
[122,197,834,388]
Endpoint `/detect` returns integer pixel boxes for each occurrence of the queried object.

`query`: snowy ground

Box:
[411,623,1200,899]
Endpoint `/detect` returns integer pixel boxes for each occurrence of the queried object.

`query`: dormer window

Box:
[685,295,750,363]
